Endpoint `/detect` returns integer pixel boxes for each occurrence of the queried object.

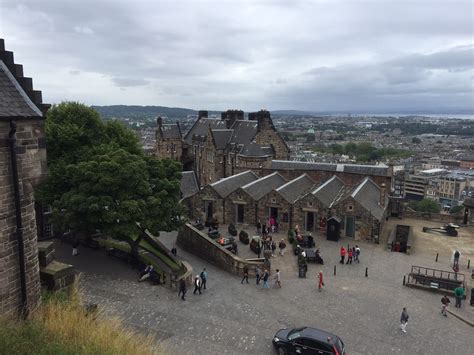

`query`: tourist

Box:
[257,220,262,235]
[454,285,464,308]
[255,266,261,285]
[318,270,324,291]
[441,295,450,316]
[346,247,353,264]
[200,268,208,290]
[139,264,154,282]
[72,238,80,256]
[262,269,270,289]
[171,246,177,257]
[301,249,306,258]
[340,246,346,264]
[274,269,281,288]
[453,250,460,267]
[241,265,249,284]
[279,239,286,256]
[294,224,300,236]
[355,245,361,263]
[193,275,202,295]
[178,278,187,301]
[271,241,277,257]
[256,243,261,259]
[400,307,409,333]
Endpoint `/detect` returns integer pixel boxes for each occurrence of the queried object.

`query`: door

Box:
[345,216,355,237]
[205,201,213,221]
[269,207,278,219]
[236,204,244,224]
[305,212,315,232]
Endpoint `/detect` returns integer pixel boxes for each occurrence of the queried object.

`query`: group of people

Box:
[177,268,208,301]
[339,245,361,264]
[257,217,279,236]
[243,265,281,289]
[255,235,287,258]
[440,285,466,316]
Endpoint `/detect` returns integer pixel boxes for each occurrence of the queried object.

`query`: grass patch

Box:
[0,286,158,355]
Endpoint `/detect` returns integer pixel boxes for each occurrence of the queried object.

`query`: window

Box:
[271,198,277,203]
[308,201,313,207]
[44,223,53,238]
[348,205,353,211]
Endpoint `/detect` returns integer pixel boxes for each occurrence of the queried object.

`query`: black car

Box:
[273,327,345,355]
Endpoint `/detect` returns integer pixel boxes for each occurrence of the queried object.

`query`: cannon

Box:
[422,223,460,237]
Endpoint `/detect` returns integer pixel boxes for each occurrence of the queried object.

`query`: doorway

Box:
[345,216,355,237]
[305,212,315,232]
[236,204,244,224]
[269,207,278,219]
[204,201,213,221]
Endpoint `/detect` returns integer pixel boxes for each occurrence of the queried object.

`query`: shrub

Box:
[239,230,249,244]
[228,223,237,236]
[288,230,295,243]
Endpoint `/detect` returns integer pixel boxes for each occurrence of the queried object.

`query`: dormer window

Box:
[348,205,353,211]
[308,202,313,207]
[271,198,277,203]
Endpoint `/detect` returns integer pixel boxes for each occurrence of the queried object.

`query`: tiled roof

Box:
[238,141,273,157]
[350,177,388,220]
[180,171,199,199]
[184,118,227,144]
[212,129,233,150]
[0,60,42,118]
[271,160,390,177]
[229,120,258,145]
[210,170,259,198]
[312,175,346,208]
[276,174,315,203]
[160,123,181,139]
[242,172,286,201]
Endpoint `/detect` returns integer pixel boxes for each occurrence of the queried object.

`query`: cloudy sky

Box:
[1,0,473,112]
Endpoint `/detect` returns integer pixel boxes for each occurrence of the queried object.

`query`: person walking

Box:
[400,307,409,333]
[441,295,450,316]
[193,275,202,295]
[241,265,249,284]
[171,246,177,257]
[200,268,208,290]
[355,245,361,263]
[279,239,287,256]
[340,246,346,264]
[454,285,464,308]
[256,243,261,259]
[262,269,270,289]
[178,278,187,301]
[274,269,281,288]
[257,220,262,235]
[255,266,261,285]
[453,250,460,267]
[318,271,324,291]
[346,247,353,264]
[271,241,277,257]
[72,238,80,256]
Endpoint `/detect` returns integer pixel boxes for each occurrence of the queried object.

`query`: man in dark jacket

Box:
[178,278,187,301]
[454,286,464,308]
[241,265,249,284]
[400,307,409,333]
[441,295,450,316]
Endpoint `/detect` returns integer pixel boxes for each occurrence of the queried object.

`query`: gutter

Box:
[8,120,28,318]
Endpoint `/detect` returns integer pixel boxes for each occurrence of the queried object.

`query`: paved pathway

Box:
[55,223,474,355]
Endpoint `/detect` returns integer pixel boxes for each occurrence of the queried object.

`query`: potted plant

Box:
[228,223,237,236]
[239,230,249,244]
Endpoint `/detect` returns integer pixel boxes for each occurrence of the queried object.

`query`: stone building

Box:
[155,109,290,186]
[0,39,48,316]
[225,172,287,226]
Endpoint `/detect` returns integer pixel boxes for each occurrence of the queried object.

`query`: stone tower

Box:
[0,39,49,317]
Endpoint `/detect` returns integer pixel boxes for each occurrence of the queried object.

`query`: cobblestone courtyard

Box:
[56,219,474,355]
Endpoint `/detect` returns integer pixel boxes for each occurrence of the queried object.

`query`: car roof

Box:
[300,327,340,345]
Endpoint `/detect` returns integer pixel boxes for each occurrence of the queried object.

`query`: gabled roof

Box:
[160,123,181,139]
[312,175,345,208]
[229,120,258,145]
[210,170,259,198]
[211,129,233,150]
[0,60,42,118]
[180,171,199,199]
[184,118,227,144]
[271,160,390,177]
[350,177,388,220]
[238,141,273,157]
[276,174,315,203]
[242,172,286,201]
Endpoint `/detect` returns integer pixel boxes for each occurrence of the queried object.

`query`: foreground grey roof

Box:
[0,60,42,118]
[271,160,390,177]
[276,174,315,203]
[350,177,388,220]
[210,170,259,198]
[242,172,286,201]
[184,118,227,144]
[180,171,199,199]
[312,175,345,207]
[160,123,181,139]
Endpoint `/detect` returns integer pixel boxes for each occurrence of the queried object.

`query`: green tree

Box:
[38,102,184,242]
[414,199,440,213]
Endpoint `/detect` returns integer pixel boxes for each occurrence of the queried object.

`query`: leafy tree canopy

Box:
[410,199,441,213]
[38,102,184,240]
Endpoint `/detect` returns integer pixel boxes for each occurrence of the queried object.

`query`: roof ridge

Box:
[276,173,309,191]
[241,172,282,189]
[209,170,256,186]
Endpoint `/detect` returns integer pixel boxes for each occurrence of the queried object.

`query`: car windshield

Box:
[336,338,345,353]
[287,327,305,341]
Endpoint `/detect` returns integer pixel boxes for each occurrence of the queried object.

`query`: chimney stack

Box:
[198,110,208,119]
[380,183,386,207]
[221,109,244,128]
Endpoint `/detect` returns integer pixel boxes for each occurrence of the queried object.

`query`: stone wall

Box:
[177,224,267,276]
[258,190,292,231]
[194,185,225,224]
[155,137,183,161]
[292,194,329,234]
[0,119,46,317]
[224,189,256,226]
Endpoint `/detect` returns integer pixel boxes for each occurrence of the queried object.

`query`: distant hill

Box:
[91,105,199,119]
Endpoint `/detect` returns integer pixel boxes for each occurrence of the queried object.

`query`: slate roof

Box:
[210,170,259,198]
[184,118,227,144]
[271,160,390,177]
[180,171,199,199]
[461,155,474,162]
[276,174,315,203]
[311,175,345,208]
[212,129,233,150]
[238,141,273,157]
[350,177,388,220]
[242,172,286,201]
[160,123,181,139]
[0,60,42,118]
[229,120,258,145]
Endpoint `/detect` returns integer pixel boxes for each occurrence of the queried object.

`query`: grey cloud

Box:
[112,78,150,87]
